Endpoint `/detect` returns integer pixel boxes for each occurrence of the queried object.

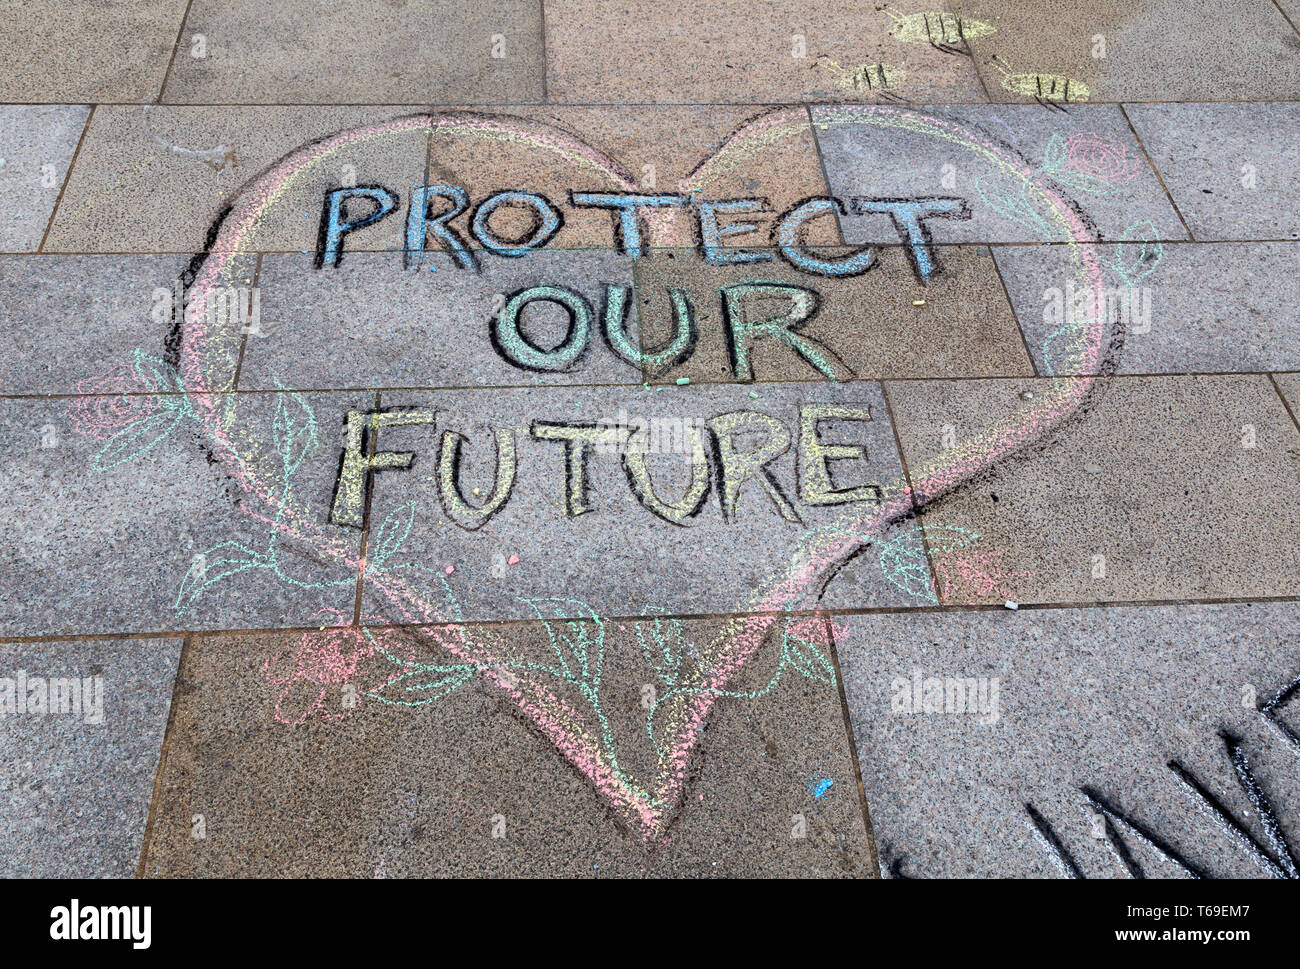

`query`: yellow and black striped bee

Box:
[991,56,1091,108]
[886,10,996,54]
[820,57,908,97]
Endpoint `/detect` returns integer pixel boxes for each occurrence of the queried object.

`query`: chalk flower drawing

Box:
[367,561,837,792]
[69,350,194,471]
[1038,216,1165,376]
[173,390,361,613]
[70,365,158,439]
[878,524,1029,605]
[1043,133,1142,194]
[265,608,383,725]
[259,560,840,815]
[72,379,359,613]
[932,545,1032,604]
[1103,218,1164,286]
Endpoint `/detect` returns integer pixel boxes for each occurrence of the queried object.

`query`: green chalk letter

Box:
[720,282,852,383]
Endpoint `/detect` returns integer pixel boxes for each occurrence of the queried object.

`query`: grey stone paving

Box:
[0,254,250,394]
[1125,102,1300,241]
[162,0,544,104]
[1274,371,1300,414]
[0,2,185,103]
[813,103,1188,245]
[43,105,430,254]
[995,242,1300,375]
[885,375,1300,605]
[0,105,89,252]
[0,393,364,637]
[838,602,1300,878]
[0,637,182,877]
[543,0,987,104]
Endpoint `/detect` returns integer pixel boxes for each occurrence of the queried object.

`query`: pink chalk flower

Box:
[1044,132,1141,194]
[1064,133,1141,182]
[264,613,474,724]
[69,365,158,440]
[932,547,1031,605]
[784,614,847,645]
[264,609,384,725]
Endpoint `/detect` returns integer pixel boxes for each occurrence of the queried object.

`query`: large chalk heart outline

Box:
[172,106,1111,839]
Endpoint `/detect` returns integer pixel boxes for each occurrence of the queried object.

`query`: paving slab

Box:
[0,106,90,252]
[43,106,430,254]
[813,103,1188,245]
[543,0,987,104]
[0,1,186,103]
[1125,102,1300,242]
[162,0,544,104]
[141,617,873,876]
[354,381,924,622]
[635,245,1033,384]
[884,374,1300,605]
[996,242,1300,375]
[0,254,252,395]
[241,249,642,390]
[0,392,365,637]
[425,104,839,251]
[1,637,182,877]
[1274,372,1300,416]
[838,602,1300,878]
[950,0,1300,102]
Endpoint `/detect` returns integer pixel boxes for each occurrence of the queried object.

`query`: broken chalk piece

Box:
[507,554,520,565]
[676,377,690,385]
[1004,600,1019,610]
[445,565,455,575]
[912,299,926,306]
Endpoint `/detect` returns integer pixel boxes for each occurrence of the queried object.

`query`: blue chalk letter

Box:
[470,191,563,258]
[406,184,476,271]
[316,186,398,269]
[775,197,875,278]
[569,192,686,259]
[698,198,774,266]
[848,197,970,283]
